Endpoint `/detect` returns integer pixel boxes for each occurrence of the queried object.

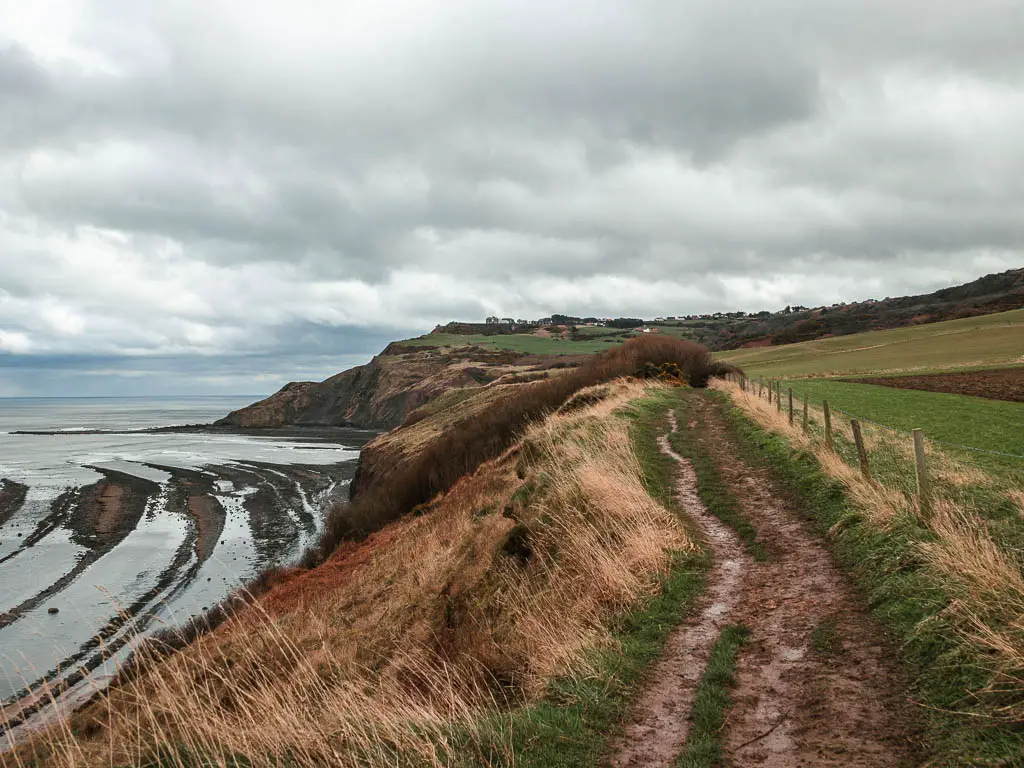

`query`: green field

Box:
[404,308,1024,375]
[572,326,628,338]
[780,378,1024,468]
[400,330,625,355]
[717,309,1024,378]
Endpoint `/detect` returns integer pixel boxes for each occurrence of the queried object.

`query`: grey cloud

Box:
[1,1,1022,394]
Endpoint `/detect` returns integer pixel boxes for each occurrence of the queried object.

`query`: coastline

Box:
[0,419,377,741]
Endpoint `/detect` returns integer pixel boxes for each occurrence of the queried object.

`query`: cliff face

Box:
[215,347,519,430]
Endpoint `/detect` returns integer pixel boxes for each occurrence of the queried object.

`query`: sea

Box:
[0,396,371,736]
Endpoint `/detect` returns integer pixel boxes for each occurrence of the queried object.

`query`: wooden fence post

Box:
[913,429,931,517]
[767,381,772,405]
[776,382,782,413]
[758,377,763,398]
[801,393,809,434]
[788,388,794,425]
[851,419,870,480]
[823,400,833,450]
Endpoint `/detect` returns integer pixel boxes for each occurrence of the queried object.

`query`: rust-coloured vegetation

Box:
[11,381,691,767]
[311,336,736,561]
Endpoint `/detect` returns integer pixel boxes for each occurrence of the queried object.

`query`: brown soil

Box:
[611,394,922,766]
[693,396,922,766]
[608,411,752,767]
[846,367,1024,403]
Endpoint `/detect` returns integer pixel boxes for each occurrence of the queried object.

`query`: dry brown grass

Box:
[320,336,721,558]
[9,381,690,767]
[713,380,910,527]
[815,449,911,527]
[929,454,994,488]
[920,501,1024,722]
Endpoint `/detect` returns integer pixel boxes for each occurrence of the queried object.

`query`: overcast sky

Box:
[1,1,1022,396]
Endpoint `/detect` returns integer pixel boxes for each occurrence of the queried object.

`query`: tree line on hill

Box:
[432,269,1023,351]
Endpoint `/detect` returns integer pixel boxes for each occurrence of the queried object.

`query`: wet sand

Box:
[0,426,375,739]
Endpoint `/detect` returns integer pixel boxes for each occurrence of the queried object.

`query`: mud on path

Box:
[611,394,922,766]
[608,410,752,767]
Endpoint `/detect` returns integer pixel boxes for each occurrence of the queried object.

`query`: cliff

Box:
[215,346,527,430]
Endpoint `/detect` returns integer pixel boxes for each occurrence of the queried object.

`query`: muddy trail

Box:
[610,393,922,767]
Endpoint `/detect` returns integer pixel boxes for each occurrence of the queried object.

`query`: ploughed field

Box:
[846,367,1024,403]
[0,406,372,738]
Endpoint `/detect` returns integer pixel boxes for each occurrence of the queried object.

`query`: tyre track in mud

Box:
[611,394,922,767]
[688,395,922,767]
[609,409,752,767]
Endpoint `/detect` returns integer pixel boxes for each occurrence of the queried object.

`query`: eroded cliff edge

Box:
[215,344,552,431]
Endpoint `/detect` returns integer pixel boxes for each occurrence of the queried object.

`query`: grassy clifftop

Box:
[18,379,699,767]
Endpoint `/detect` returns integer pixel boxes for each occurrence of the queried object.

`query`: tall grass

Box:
[9,381,693,767]
[313,336,729,560]
[921,501,1024,725]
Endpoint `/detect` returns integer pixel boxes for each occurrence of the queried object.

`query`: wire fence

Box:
[719,375,1024,735]
[724,374,1024,516]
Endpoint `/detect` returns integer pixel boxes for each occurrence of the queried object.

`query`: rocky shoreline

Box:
[0,425,376,737]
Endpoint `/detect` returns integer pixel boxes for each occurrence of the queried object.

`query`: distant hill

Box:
[660,267,1024,350]
[419,268,1024,353]
[218,269,1023,430]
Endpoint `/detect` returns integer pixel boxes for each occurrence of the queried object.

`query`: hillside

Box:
[394,268,1024,355]
[716,307,1024,378]
[215,269,1023,432]
[658,267,1024,350]
[12,330,1024,766]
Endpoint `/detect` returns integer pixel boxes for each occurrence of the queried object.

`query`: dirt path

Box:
[610,394,922,766]
[608,410,752,767]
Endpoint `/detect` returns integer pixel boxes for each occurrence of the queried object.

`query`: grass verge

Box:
[673,624,750,768]
[707,388,1024,765]
[463,386,710,766]
[466,551,707,767]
